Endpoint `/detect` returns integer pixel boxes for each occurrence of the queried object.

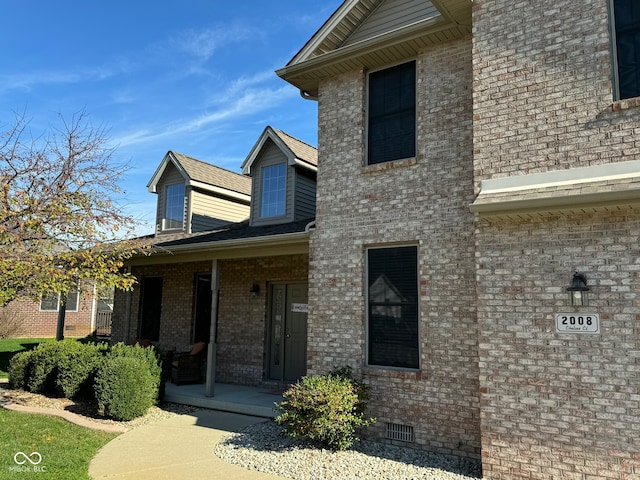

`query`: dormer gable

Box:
[276,0,472,98]
[148,151,251,235]
[241,127,317,227]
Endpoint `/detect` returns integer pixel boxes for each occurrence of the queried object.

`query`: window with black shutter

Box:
[612,0,640,100]
[367,245,419,369]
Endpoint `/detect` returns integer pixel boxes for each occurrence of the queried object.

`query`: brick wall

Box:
[113,254,308,387]
[0,287,96,338]
[216,254,308,386]
[312,37,481,458]
[473,0,640,477]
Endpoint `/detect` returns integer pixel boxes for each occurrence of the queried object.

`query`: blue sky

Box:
[1,1,341,233]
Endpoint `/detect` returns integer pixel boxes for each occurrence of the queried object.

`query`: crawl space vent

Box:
[386,423,414,442]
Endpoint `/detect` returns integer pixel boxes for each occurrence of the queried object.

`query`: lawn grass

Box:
[0,338,50,379]
[0,408,118,479]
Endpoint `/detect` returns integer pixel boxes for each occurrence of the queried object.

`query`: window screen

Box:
[613,0,640,99]
[367,245,419,369]
[368,61,416,165]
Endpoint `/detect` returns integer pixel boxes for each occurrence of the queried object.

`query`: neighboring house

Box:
[111,126,317,386]
[276,0,640,479]
[0,283,98,338]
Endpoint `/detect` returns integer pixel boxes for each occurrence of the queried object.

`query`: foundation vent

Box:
[386,423,414,442]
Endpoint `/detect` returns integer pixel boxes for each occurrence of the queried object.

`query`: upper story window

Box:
[367,60,416,165]
[260,163,286,218]
[612,0,640,100]
[164,183,185,230]
[367,245,419,369]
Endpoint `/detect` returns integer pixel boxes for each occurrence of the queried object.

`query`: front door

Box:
[268,283,308,382]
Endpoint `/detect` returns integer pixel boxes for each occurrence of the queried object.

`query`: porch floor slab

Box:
[163,382,283,418]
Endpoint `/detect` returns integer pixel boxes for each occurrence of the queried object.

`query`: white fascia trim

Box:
[289,0,361,65]
[147,152,189,193]
[189,180,251,203]
[478,160,640,195]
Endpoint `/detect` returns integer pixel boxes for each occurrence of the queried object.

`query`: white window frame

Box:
[163,183,186,231]
[260,163,287,218]
[39,289,80,312]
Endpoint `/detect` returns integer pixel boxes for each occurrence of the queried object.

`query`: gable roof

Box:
[147,151,251,201]
[277,0,472,97]
[241,126,318,176]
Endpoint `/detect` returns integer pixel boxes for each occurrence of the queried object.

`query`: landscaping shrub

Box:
[108,342,162,401]
[8,349,34,389]
[26,340,68,394]
[275,366,375,451]
[56,341,108,400]
[94,348,161,421]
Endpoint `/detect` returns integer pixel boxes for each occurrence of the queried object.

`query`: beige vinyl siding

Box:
[294,171,317,221]
[190,189,250,232]
[157,165,187,233]
[343,0,440,47]
[250,142,295,227]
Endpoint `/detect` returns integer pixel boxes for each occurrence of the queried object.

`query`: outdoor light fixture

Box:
[250,284,260,297]
[567,272,589,307]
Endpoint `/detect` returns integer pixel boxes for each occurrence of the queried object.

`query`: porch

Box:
[163,381,284,418]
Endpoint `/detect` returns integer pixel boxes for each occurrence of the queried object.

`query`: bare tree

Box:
[0,110,146,316]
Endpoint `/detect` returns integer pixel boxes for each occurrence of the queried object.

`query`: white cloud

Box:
[170,24,252,61]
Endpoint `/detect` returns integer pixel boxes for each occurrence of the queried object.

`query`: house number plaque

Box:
[555,313,600,334]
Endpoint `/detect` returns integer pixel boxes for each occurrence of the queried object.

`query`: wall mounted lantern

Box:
[567,272,589,307]
[250,283,260,297]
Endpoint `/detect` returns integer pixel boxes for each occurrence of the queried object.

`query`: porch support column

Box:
[205,259,220,397]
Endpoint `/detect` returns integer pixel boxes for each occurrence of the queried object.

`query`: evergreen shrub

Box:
[275,366,375,450]
[94,354,157,421]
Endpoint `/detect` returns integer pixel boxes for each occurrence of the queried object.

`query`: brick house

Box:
[276,0,640,479]
[111,126,317,387]
[0,283,98,338]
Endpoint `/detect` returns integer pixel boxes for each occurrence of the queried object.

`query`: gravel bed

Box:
[215,421,482,480]
[0,382,199,429]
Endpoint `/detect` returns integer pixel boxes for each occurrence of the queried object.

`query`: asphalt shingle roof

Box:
[171,152,252,196]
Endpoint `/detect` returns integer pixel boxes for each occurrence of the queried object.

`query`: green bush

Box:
[56,341,108,399]
[27,341,68,394]
[108,343,162,401]
[275,366,375,450]
[8,350,34,389]
[94,354,157,421]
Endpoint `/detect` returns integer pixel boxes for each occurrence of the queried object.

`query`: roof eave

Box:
[277,16,468,97]
[129,230,310,265]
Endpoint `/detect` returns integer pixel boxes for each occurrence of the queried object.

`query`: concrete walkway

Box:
[89,409,288,480]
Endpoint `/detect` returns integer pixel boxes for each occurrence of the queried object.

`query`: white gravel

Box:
[215,421,482,480]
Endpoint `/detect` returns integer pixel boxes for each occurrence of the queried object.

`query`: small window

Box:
[368,61,416,165]
[40,293,59,312]
[612,0,640,99]
[164,183,185,230]
[367,245,419,369]
[260,164,286,218]
[39,289,80,312]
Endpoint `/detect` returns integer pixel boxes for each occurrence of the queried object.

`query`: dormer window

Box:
[164,183,185,230]
[260,164,286,218]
